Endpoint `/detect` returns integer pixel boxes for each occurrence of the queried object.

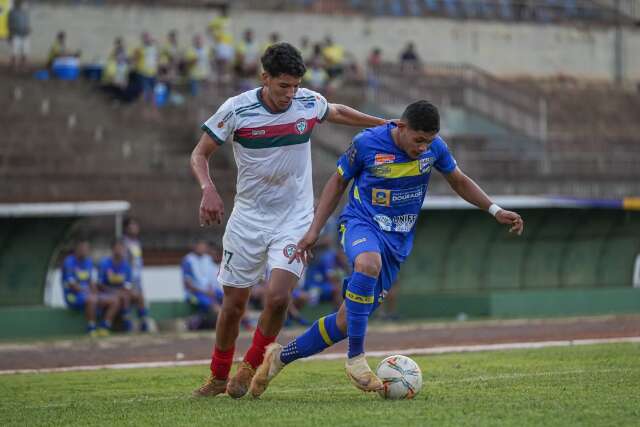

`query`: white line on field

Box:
[0,336,638,376]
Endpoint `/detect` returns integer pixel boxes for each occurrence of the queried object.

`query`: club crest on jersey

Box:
[372,188,391,207]
[419,157,435,173]
[294,118,308,135]
[283,244,297,258]
[217,121,225,128]
[374,154,395,165]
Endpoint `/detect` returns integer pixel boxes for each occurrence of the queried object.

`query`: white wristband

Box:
[488,203,502,217]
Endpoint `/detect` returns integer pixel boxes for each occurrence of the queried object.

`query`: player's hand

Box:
[495,209,524,236]
[199,186,224,226]
[289,230,320,265]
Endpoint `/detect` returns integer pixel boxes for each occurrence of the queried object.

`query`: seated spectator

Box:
[299,36,312,63]
[185,34,210,96]
[181,240,223,328]
[366,47,383,90]
[234,29,260,79]
[303,58,329,93]
[8,0,31,71]
[101,37,130,99]
[261,32,281,55]
[159,30,183,80]
[303,243,344,310]
[98,239,150,332]
[47,31,80,69]
[213,31,235,85]
[132,32,159,105]
[400,41,420,71]
[61,240,119,336]
[322,36,345,79]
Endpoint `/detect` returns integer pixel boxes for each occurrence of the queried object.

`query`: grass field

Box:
[1,343,639,426]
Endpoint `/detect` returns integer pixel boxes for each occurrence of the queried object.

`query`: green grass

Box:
[1,343,639,426]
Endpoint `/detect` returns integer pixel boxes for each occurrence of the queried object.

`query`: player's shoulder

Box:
[63,254,76,266]
[223,88,260,113]
[295,87,324,100]
[430,135,450,154]
[353,123,388,149]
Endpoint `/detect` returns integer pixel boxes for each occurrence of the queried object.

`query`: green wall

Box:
[400,209,640,293]
[0,217,75,307]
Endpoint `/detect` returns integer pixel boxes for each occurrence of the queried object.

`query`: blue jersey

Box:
[336,123,457,261]
[98,257,132,289]
[61,255,94,293]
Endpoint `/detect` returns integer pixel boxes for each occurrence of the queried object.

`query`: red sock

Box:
[210,346,235,380]
[243,328,276,369]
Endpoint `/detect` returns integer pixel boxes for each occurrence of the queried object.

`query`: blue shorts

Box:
[187,290,223,313]
[64,290,88,311]
[339,220,401,313]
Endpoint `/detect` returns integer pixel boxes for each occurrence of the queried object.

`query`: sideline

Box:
[1,336,638,375]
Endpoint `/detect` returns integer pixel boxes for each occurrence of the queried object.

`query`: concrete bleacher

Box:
[237,0,629,24]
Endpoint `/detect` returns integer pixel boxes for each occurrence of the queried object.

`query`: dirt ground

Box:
[1,315,639,371]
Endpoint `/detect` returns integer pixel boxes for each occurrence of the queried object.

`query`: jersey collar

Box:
[257,87,293,115]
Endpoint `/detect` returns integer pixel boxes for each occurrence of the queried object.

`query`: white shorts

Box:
[218,219,309,288]
[11,36,30,56]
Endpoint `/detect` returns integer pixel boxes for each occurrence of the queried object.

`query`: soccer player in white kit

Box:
[191,43,388,398]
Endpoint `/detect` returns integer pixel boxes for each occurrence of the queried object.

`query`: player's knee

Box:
[85,293,97,305]
[354,255,381,277]
[265,291,290,312]
[222,298,246,320]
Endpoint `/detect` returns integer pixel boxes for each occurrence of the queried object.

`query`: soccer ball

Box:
[375,355,423,400]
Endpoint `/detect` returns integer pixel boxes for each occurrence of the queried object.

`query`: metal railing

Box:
[368,62,548,141]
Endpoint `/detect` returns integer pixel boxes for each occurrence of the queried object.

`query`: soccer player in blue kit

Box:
[249,100,524,396]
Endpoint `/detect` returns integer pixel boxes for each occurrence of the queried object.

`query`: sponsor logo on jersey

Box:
[419,157,435,174]
[304,102,315,109]
[373,214,418,232]
[372,188,391,207]
[374,154,395,165]
[352,237,367,246]
[251,129,266,136]
[283,244,297,258]
[373,214,392,232]
[390,186,425,205]
[294,118,308,135]
[393,214,418,232]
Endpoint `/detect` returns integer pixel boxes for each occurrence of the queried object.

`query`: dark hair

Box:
[261,42,306,78]
[401,100,440,133]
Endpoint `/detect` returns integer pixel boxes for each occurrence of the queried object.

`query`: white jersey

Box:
[202,87,329,229]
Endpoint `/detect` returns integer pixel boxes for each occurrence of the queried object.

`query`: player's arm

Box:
[290,172,350,265]
[190,132,225,226]
[444,167,524,235]
[324,103,387,127]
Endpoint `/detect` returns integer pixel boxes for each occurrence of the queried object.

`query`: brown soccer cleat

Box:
[345,354,384,393]
[226,362,256,399]
[249,343,285,398]
[192,375,228,397]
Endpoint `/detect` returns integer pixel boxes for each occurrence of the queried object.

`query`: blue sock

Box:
[98,320,112,330]
[280,312,347,364]
[121,309,132,332]
[345,272,377,359]
[137,307,148,318]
